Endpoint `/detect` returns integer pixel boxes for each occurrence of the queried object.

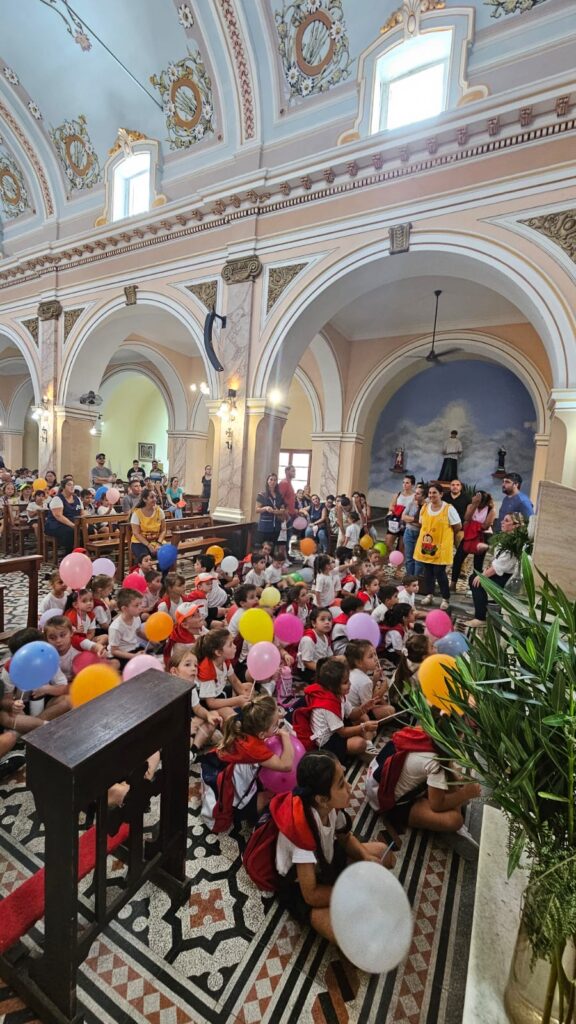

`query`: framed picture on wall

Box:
[138,443,156,462]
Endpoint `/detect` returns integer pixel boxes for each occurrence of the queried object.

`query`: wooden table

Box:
[0,554,42,629]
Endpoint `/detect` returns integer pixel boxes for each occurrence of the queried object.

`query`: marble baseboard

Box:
[463,805,528,1024]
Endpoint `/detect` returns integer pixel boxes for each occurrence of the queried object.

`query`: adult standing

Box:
[466,512,524,627]
[44,476,83,554]
[45,469,57,491]
[148,460,165,484]
[496,473,534,529]
[439,430,463,481]
[121,479,142,513]
[201,464,212,513]
[451,490,495,589]
[401,483,427,575]
[305,493,329,552]
[278,465,296,521]
[444,479,468,522]
[91,453,115,489]
[127,459,146,482]
[385,474,415,551]
[255,473,285,546]
[415,483,461,609]
[130,488,167,561]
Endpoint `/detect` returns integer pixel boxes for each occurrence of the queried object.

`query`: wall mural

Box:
[151,51,214,149]
[50,114,101,191]
[485,0,549,17]
[369,360,536,505]
[38,0,91,50]
[0,150,30,218]
[275,0,352,99]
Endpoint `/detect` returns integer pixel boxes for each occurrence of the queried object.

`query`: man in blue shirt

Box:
[496,473,534,529]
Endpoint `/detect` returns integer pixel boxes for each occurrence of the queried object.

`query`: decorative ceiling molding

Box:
[0,111,574,289]
[275,0,352,102]
[0,99,54,216]
[63,306,85,341]
[186,280,218,309]
[266,262,307,313]
[520,210,576,264]
[0,150,30,218]
[217,0,255,141]
[50,114,101,192]
[485,0,550,18]
[380,0,445,38]
[21,317,39,345]
[150,50,215,150]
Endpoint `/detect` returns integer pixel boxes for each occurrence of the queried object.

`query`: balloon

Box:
[260,586,281,608]
[177,499,186,508]
[157,544,178,571]
[32,478,47,492]
[59,552,93,589]
[359,534,374,550]
[70,664,120,708]
[259,733,305,794]
[300,567,313,583]
[105,488,120,505]
[419,653,463,715]
[39,607,61,628]
[9,641,60,690]
[247,641,281,681]
[239,608,274,645]
[389,550,404,566]
[123,654,164,681]
[425,609,452,639]
[346,612,381,648]
[300,538,317,556]
[92,557,116,578]
[292,516,307,531]
[123,572,147,594]
[374,542,388,556]
[289,573,303,584]
[274,613,304,645]
[144,611,174,643]
[436,631,470,657]
[94,486,108,501]
[206,545,224,565]
[330,862,413,973]
[72,651,100,675]
[221,555,239,574]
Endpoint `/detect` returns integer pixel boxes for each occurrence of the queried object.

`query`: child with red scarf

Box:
[162,601,207,667]
[64,589,107,656]
[196,629,252,721]
[295,656,378,760]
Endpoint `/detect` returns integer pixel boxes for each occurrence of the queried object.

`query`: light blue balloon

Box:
[10,641,60,691]
[435,631,469,657]
[94,486,108,501]
[299,567,313,583]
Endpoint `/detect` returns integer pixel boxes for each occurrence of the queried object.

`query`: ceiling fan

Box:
[413,289,462,365]
[79,390,103,406]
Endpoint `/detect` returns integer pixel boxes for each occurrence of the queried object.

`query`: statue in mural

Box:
[438,430,463,481]
[390,446,406,473]
[493,446,507,478]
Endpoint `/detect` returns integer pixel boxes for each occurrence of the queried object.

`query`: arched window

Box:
[372,29,453,133]
[112,152,151,221]
[95,131,166,227]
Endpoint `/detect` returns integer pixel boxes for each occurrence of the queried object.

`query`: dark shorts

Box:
[322,731,348,762]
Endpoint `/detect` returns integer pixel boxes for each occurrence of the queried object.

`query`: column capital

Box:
[246,398,289,420]
[54,404,95,421]
[311,431,365,444]
[167,429,208,440]
[534,433,550,446]
[221,255,262,284]
[0,428,24,436]
[37,299,63,321]
[548,388,576,413]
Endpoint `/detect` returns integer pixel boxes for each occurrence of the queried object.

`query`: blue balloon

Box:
[435,631,469,657]
[157,543,178,571]
[94,486,108,501]
[9,641,60,691]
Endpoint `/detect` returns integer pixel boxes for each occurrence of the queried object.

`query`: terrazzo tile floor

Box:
[0,558,481,1024]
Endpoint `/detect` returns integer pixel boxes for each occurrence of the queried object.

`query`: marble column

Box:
[310,433,342,496]
[167,430,209,492]
[1,429,24,470]
[57,406,99,483]
[246,400,289,517]
[531,433,550,503]
[548,390,576,489]
[210,255,262,522]
[37,299,63,477]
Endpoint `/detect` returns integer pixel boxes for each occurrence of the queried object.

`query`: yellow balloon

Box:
[359,534,374,550]
[206,545,224,565]
[260,586,281,608]
[418,654,463,715]
[70,664,120,708]
[32,478,48,492]
[144,611,174,642]
[238,608,274,645]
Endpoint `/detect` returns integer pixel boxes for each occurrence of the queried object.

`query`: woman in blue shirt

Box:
[255,473,285,545]
[44,476,83,554]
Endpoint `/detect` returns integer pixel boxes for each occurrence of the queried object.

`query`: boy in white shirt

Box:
[108,588,145,662]
[244,554,267,591]
[263,549,286,590]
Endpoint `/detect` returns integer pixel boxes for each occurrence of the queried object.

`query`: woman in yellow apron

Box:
[130,487,167,561]
[414,484,461,609]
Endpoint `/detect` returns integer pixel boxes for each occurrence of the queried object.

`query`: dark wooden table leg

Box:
[26,562,39,627]
[154,698,192,898]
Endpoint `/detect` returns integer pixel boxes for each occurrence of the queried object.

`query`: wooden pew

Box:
[79,511,129,564]
[117,517,256,575]
[0,554,42,632]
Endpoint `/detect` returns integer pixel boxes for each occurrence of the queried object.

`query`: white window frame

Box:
[373,29,453,134]
[278,449,312,493]
[96,134,166,227]
[112,152,151,222]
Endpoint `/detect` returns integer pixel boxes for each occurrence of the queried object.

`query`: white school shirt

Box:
[39,592,67,615]
[93,602,112,628]
[313,573,335,607]
[1,663,67,695]
[275,807,347,876]
[396,588,416,609]
[310,696,352,747]
[385,628,404,654]
[264,564,283,586]
[207,582,228,608]
[344,523,361,548]
[348,668,374,708]
[365,752,448,812]
[108,615,142,653]
[158,598,178,622]
[140,588,159,612]
[198,661,235,700]
[371,603,390,624]
[244,569,265,588]
[229,606,249,661]
[297,631,332,671]
[58,646,76,682]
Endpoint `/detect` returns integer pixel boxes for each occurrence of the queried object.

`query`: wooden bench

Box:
[79,512,129,563]
[0,554,43,634]
[2,504,34,557]
[117,518,256,575]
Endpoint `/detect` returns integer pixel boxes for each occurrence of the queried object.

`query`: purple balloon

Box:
[274,613,304,646]
[123,654,164,681]
[247,641,281,681]
[345,612,381,647]
[259,733,305,794]
[293,516,307,531]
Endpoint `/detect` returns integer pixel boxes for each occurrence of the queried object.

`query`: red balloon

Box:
[72,651,100,675]
[123,572,147,594]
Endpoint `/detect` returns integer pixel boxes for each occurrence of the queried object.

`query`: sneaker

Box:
[421,594,433,606]
[440,600,450,611]
[456,823,480,849]
[364,741,378,756]
[463,618,486,628]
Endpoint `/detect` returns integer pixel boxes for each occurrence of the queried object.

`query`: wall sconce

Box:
[218,388,237,450]
[31,396,50,421]
[190,381,210,395]
[89,414,103,436]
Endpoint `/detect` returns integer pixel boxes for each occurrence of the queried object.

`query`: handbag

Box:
[462,518,485,553]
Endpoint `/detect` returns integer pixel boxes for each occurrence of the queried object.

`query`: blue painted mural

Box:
[368,360,536,505]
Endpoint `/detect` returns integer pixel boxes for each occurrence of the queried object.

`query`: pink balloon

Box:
[259,733,305,794]
[72,651,100,675]
[293,516,307,531]
[346,612,381,648]
[247,641,281,681]
[274,613,304,646]
[106,488,120,505]
[92,557,116,577]
[123,572,147,594]
[59,552,93,589]
[389,550,404,566]
[123,654,164,681]
[425,609,452,639]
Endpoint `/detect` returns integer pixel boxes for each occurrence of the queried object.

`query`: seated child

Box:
[396,574,419,608]
[297,607,333,682]
[44,615,79,681]
[284,583,311,623]
[228,584,259,677]
[163,601,207,667]
[89,574,115,634]
[196,629,252,720]
[201,694,294,831]
[108,588,145,662]
[244,553,267,591]
[157,572,186,622]
[345,639,395,721]
[141,568,162,617]
[341,561,364,596]
[136,551,155,575]
[64,589,108,656]
[263,548,287,591]
[312,555,336,608]
[380,603,415,665]
[39,569,68,617]
[370,584,399,623]
[298,656,378,759]
[2,628,71,722]
[389,633,433,707]
[357,574,382,613]
[168,647,221,755]
[0,629,66,757]
[184,572,218,621]
[331,596,363,655]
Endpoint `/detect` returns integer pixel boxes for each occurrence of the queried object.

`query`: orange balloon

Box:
[70,664,120,708]
[206,545,224,565]
[359,534,374,550]
[418,654,463,715]
[300,538,317,556]
[144,611,174,642]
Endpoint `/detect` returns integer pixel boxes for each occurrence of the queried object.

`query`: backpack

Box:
[243,814,282,892]
[372,727,437,812]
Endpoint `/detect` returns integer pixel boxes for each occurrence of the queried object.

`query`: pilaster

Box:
[547,390,576,489]
[37,299,63,476]
[166,430,210,491]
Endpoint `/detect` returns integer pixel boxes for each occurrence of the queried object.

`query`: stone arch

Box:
[310,333,343,432]
[0,325,41,404]
[294,366,323,433]
[7,377,34,431]
[253,235,573,399]
[101,363,175,430]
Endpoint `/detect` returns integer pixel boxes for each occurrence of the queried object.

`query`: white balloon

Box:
[221,555,239,574]
[330,862,413,973]
[299,567,313,583]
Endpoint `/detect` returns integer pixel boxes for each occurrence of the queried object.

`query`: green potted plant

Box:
[410,553,576,1023]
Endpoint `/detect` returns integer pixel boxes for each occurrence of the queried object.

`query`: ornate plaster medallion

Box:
[151,51,214,149]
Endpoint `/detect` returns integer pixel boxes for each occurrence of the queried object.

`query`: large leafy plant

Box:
[410,553,576,1023]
